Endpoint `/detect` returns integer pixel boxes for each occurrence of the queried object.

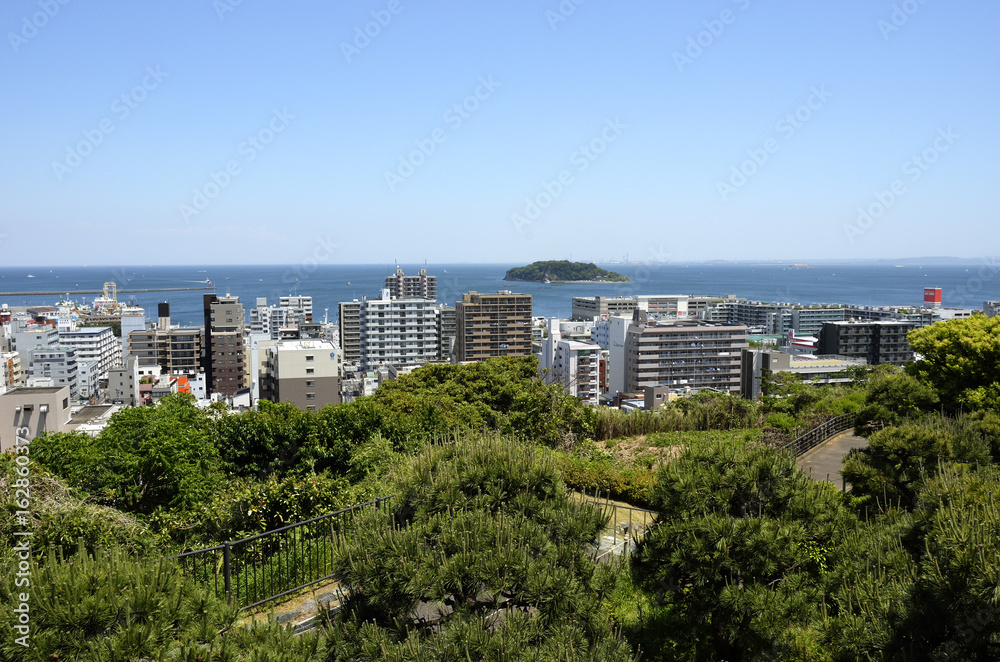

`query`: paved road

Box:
[796,431,868,489]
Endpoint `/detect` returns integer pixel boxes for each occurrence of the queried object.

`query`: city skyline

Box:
[2,1,998,266]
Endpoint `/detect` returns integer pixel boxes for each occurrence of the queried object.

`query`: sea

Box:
[0,263,996,328]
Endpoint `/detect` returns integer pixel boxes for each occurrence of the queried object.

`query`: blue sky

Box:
[1,0,997,265]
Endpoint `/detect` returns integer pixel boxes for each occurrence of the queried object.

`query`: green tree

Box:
[326,435,635,661]
[633,441,852,660]
[32,393,221,515]
[907,314,1000,411]
[854,364,939,435]
[842,416,994,511]
[0,547,322,660]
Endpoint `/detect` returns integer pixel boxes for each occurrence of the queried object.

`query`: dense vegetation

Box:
[503,260,629,283]
[2,314,998,659]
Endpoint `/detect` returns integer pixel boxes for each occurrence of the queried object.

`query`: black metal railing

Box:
[173,495,392,611]
[781,414,857,457]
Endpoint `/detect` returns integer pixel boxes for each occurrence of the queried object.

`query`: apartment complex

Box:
[27,346,79,399]
[624,312,747,394]
[817,320,918,366]
[359,290,439,371]
[437,306,456,362]
[338,300,362,364]
[384,267,437,300]
[203,294,246,397]
[455,291,533,362]
[552,340,601,405]
[985,301,999,318]
[260,339,342,410]
[58,326,119,379]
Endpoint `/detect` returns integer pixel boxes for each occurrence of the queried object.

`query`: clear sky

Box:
[1,0,997,266]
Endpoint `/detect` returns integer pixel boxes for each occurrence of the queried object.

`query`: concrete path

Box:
[796,431,868,489]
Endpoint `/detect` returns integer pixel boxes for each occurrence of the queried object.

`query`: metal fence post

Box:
[223,542,232,605]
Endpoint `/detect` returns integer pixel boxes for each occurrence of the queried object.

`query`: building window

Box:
[306,368,314,375]
[306,380,315,387]
[306,393,316,400]
[305,355,314,361]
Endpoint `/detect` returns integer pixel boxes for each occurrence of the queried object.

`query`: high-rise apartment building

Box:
[552,340,602,405]
[455,291,533,362]
[203,294,246,397]
[437,306,456,362]
[58,326,119,380]
[384,267,437,300]
[127,303,203,377]
[359,290,439,371]
[624,312,747,394]
[338,300,362,365]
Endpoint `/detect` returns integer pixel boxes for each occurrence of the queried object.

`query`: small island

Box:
[503,260,630,283]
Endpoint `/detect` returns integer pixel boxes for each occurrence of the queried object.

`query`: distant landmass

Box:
[503,261,630,283]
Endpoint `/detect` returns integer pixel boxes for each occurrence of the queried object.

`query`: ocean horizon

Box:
[1,262,997,328]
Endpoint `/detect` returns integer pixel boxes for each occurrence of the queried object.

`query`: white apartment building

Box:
[360,289,439,371]
[552,340,602,406]
[59,326,119,380]
[27,346,79,400]
[10,325,59,368]
[542,319,595,371]
[251,296,313,340]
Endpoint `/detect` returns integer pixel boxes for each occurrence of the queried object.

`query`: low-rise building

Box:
[571,296,638,322]
[260,339,342,411]
[817,320,918,366]
[984,301,1000,318]
[739,349,866,399]
[0,386,72,452]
